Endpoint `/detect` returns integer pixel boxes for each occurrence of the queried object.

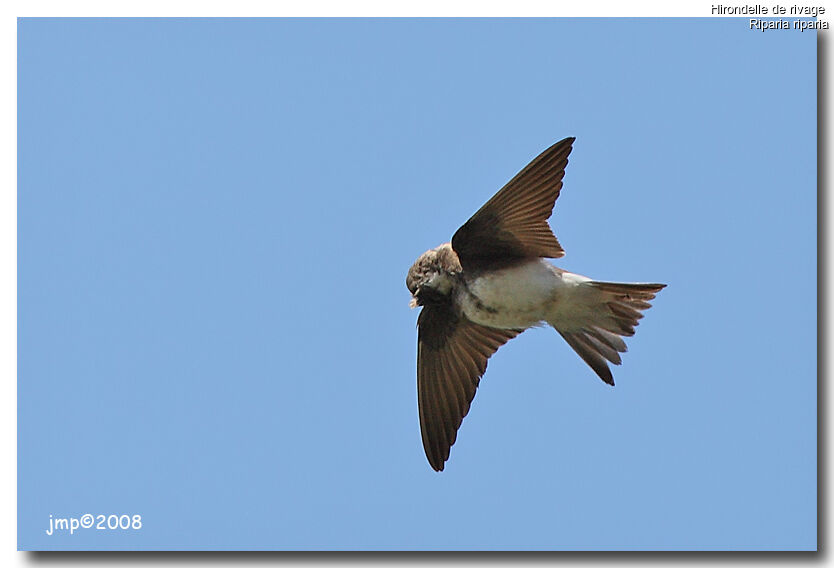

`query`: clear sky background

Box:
[18,18,816,551]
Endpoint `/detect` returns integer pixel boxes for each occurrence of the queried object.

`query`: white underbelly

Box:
[460,260,573,328]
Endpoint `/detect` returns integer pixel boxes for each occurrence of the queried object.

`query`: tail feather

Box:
[588,281,666,297]
[558,330,616,385]
[586,326,627,354]
[552,281,666,385]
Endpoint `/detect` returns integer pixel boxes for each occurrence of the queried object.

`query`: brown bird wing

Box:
[451,137,575,270]
[417,303,521,471]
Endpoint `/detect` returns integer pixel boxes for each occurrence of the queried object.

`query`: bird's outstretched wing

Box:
[451,137,574,271]
[417,303,521,471]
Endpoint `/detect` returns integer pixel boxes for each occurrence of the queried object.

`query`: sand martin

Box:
[406,137,666,471]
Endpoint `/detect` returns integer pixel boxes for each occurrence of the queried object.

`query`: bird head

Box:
[406,243,462,308]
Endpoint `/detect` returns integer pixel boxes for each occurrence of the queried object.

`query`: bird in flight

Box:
[406,137,665,471]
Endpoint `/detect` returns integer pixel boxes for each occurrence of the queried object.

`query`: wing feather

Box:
[417,305,521,471]
[451,137,574,269]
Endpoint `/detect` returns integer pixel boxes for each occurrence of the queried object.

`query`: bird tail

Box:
[550,281,666,385]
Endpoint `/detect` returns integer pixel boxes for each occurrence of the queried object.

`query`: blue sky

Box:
[18,18,816,550]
